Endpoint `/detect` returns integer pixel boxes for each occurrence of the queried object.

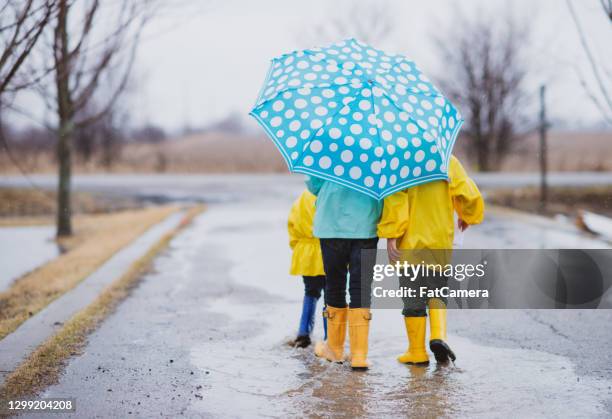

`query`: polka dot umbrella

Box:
[249,38,463,200]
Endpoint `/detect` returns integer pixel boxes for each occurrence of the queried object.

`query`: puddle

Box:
[188,205,612,417]
[191,297,611,418]
[0,225,59,291]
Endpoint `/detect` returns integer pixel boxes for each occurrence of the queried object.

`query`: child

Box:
[377,155,484,365]
[306,177,382,370]
[287,189,326,348]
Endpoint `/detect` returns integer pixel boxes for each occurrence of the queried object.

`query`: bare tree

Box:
[566,0,612,124]
[297,0,395,46]
[44,0,154,236]
[0,0,57,97]
[434,12,531,171]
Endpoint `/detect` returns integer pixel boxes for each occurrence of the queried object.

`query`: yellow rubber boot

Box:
[397,317,429,365]
[314,306,347,362]
[348,308,371,370]
[428,299,456,363]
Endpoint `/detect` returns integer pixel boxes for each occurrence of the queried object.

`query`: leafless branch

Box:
[566,0,612,122]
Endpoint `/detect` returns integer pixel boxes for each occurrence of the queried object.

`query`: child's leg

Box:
[346,238,378,370]
[292,276,320,348]
[427,273,455,363]
[320,239,350,308]
[315,240,350,362]
[397,274,429,365]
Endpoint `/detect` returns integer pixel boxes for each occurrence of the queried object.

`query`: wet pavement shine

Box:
[24,178,612,418]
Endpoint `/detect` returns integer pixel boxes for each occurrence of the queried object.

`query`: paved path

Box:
[21,182,612,418]
[0,212,184,385]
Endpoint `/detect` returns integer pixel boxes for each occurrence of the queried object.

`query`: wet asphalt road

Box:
[18,177,612,418]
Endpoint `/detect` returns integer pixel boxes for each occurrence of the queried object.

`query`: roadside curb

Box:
[0,210,186,386]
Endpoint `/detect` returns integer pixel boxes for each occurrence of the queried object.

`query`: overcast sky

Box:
[9,0,612,132]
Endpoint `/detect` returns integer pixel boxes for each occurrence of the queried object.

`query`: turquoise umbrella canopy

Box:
[250,38,463,200]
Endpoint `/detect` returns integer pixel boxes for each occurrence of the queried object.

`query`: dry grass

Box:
[0,187,141,219]
[0,206,178,340]
[0,206,203,403]
[1,130,611,174]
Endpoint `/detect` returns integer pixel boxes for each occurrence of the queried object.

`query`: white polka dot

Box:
[434,97,445,107]
[303,156,314,166]
[449,117,456,129]
[415,150,425,162]
[310,119,323,129]
[330,143,338,152]
[294,99,307,109]
[411,137,421,147]
[407,123,418,134]
[350,124,363,135]
[374,147,384,157]
[349,167,362,179]
[288,79,300,87]
[390,157,400,170]
[344,136,355,146]
[285,109,295,118]
[322,89,335,98]
[425,159,437,171]
[387,145,396,154]
[329,128,342,139]
[319,156,332,169]
[381,130,393,141]
[334,165,344,176]
[271,117,282,127]
[378,175,387,188]
[285,136,297,148]
[310,140,323,153]
[359,100,371,111]
[341,150,353,163]
[291,151,298,160]
[315,106,328,116]
[359,138,372,149]
[353,112,363,121]
[260,111,269,118]
[397,137,408,148]
[360,153,369,162]
[311,96,322,104]
[371,161,382,174]
[289,120,301,131]
[400,166,410,178]
[413,167,422,176]
[272,100,285,112]
[304,73,317,81]
[384,111,396,123]
[334,76,348,84]
[300,130,310,139]
[364,177,375,187]
[421,100,432,110]
[297,60,309,70]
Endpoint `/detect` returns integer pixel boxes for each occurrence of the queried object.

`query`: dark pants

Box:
[400,272,448,317]
[303,275,325,299]
[320,238,379,309]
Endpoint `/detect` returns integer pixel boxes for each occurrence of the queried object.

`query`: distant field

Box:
[1,130,611,174]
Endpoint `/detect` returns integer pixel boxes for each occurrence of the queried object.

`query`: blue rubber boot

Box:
[291,295,318,348]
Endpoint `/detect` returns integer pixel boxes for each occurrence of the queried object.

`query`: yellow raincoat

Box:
[288,190,325,276]
[377,156,484,259]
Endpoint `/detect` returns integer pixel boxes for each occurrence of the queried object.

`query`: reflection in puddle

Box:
[0,225,59,290]
[191,298,611,418]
